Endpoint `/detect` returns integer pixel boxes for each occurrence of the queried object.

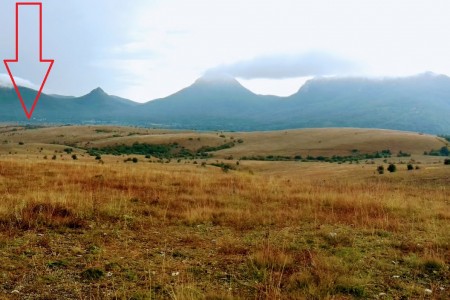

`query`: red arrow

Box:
[3,2,54,119]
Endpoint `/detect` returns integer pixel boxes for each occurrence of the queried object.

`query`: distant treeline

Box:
[85,141,236,159]
[240,150,408,163]
[425,146,449,157]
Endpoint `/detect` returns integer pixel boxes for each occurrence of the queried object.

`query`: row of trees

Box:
[377,163,419,174]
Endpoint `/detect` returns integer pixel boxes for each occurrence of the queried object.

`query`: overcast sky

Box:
[1,0,450,102]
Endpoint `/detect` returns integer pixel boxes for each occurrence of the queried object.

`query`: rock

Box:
[424,288,432,295]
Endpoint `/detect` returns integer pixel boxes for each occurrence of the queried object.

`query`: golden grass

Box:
[0,126,446,158]
[216,128,447,157]
[0,154,448,299]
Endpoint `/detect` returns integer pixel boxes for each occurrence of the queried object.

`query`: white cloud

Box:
[0,73,39,90]
[100,0,450,100]
[207,52,360,79]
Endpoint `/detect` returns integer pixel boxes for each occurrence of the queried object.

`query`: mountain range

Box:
[0,72,449,134]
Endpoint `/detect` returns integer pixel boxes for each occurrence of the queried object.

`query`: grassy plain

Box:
[0,125,448,299]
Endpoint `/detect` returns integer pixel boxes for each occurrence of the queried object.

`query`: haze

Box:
[1,0,450,102]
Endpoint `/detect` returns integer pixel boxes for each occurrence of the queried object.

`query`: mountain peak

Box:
[89,87,108,96]
[195,73,239,85]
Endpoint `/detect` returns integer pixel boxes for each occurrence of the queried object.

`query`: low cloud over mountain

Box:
[0,73,39,90]
[206,51,360,79]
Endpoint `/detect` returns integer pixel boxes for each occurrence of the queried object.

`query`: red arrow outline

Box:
[3,2,54,119]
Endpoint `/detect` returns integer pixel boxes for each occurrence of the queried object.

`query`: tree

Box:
[387,164,396,173]
[440,146,449,156]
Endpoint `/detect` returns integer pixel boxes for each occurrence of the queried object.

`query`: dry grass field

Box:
[0,125,448,299]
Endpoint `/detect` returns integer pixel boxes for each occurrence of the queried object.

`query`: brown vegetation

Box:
[0,125,448,299]
[0,156,448,299]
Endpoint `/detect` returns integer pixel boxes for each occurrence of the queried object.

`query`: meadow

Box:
[0,125,448,299]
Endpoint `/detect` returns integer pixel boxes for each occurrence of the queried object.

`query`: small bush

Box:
[81,268,104,280]
[47,260,68,269]
[72,154,77,160]
[124,157,138,163]
[407,164,414,170]
[335,284,366,298]
[387,164,396,173]
[377,165,384,174]
[421,257,444,274]
[211,162,235,172]
[445,159,450,165]
[64,148,73,154]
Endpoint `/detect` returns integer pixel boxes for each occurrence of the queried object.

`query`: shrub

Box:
[377,165,384,174]
[81,268,104,280]
[397,151,411,157]
[47,260,68,269]
[64,148,73,154]
[445,158,450,165]
[211,162,234,172]
[407,164,414,170]
[387,164,396,173]
[132,157,138,163]
[72,154,77,160]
